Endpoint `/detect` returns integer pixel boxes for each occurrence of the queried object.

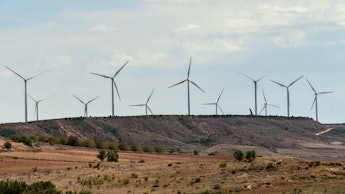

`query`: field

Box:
[1,139,345,194]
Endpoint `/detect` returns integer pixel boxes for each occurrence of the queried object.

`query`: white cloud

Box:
[175,24,200,32]
[88,25,117,32]
[274,31,306,47]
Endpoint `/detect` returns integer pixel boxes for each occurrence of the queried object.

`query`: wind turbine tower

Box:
[270,75,303,117]
[73,95,99,117]
[260,89,279,116]
[28,94,46,122]
[306,79,333,122]
[168,57,205,116]
[203,89,224,115]
[239,72,270,116]
[5,66,47,123]
[130,89,155,116]
[90,61,129,117]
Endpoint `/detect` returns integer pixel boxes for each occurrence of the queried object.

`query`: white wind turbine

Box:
[90,60,129,117]
[260,89,279,116]
[270,75,303,117]
[130,89,154,116]
[5,66,47,123]
[306,79,333,122]
[203,89,224,115]
[239,72,270,116]
[168,57,205,116]
[27,93,46,122]
[73,95,99,117]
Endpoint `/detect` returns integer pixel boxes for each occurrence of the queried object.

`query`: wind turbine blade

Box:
[257,71,271,82]
[130,104,145,106]
[168,79,187,88]
[239,72,255,81]
[270,79,286,87]
[187,57,192,78]
[318,91,334,95]
[114,60,129,77]
[288,75,303,87]
[4,66,25,80]
[267,104,280,108]
[86,96,99,104]
[73,95,85,104]
[203,103,215,105]
[90,72,112,79]
[146,89,155,104]
[113,80,121,101]
[262,89,267,103]
[306,79,317,93]
[217,105,224,114]
[27,70,48,81]
[147,106,153,115]
[189,80,206,93]
[217,89,224,103]
[27,93,36,102]
[311,97,316,110]
[259,106,265,114]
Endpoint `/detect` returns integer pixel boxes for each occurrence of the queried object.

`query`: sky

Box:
[0,0,345,124]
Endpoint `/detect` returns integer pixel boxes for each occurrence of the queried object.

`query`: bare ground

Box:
[1,139,345,194]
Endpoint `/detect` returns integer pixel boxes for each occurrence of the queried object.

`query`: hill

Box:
[0,115,344,161]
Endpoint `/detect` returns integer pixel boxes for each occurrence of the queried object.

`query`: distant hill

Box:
[1,115,344,160]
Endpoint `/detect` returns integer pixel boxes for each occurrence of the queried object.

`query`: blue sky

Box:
[0,0,344,123]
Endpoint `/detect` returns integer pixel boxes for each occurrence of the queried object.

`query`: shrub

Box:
[118,142,129,151]
[142,145,152,153]
[11,134,22,142]
[82,139,96,148]
[233,150,244,161]
[107,142,118,150]
[193,149,199,155]
[130,144,141,152]
[59,137,68,145]
[48,137,59,145]
[245,150,256,162]
[107,150,119,162]
[67,136,80,146]
[97,150,107,161]
[0,180,60,194]
[153,146,165,153]
[95,139,107,149]
[4,141,12,149]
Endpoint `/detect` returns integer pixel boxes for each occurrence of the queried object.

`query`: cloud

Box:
[175,24,200,32]
[274,31,306,47]
[88,25,117,32]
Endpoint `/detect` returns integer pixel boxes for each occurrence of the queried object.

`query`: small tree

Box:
[4,141,12,149]
[130,144,141,152]
[142,145,152,153]
[97,150,107,161]
[67,136,80,146]
[118,142,129,151]
[233,150,244,161]
[245,150,256,162]
[107,150,119,162]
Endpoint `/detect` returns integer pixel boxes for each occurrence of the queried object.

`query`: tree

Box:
[233,150,244,161]
[245,150,256,162]
[4,141,12,149]
[97,150,106,161]
[107,150,119,162]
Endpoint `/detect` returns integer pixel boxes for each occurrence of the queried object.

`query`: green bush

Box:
[82,139,96,148]
[107,142,118,150]
[4,141,12,149]
[153,146,165,154]
[245,150,256,162]
[107,150,119,162]
[233,150,244,161]
[0,180,61,194]
[130,144,141,152]
[97,150,107,161]
[142,146,152,153]
[95,139,107,149]
[59,137,68,145]
[118,142,129,151]
[67,136,80,146]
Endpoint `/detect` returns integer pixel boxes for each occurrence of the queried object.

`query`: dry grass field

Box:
[1,139,345,194]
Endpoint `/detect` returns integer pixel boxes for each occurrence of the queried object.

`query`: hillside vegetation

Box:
[1,115,344,160]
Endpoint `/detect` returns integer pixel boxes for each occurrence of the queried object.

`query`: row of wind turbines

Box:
[4,57,333,123]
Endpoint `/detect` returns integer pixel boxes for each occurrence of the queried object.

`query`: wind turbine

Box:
[270,75,303,117]
[260,89,279,116]
[5,66,47,123]
[168,57,205,116]
[239,72,270,116]
[203,89,224,115]
[90,60,129,117]
[27,93,46,122]
[130,89,154,116]
[73,95,99,117]
[306,79,333,122]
